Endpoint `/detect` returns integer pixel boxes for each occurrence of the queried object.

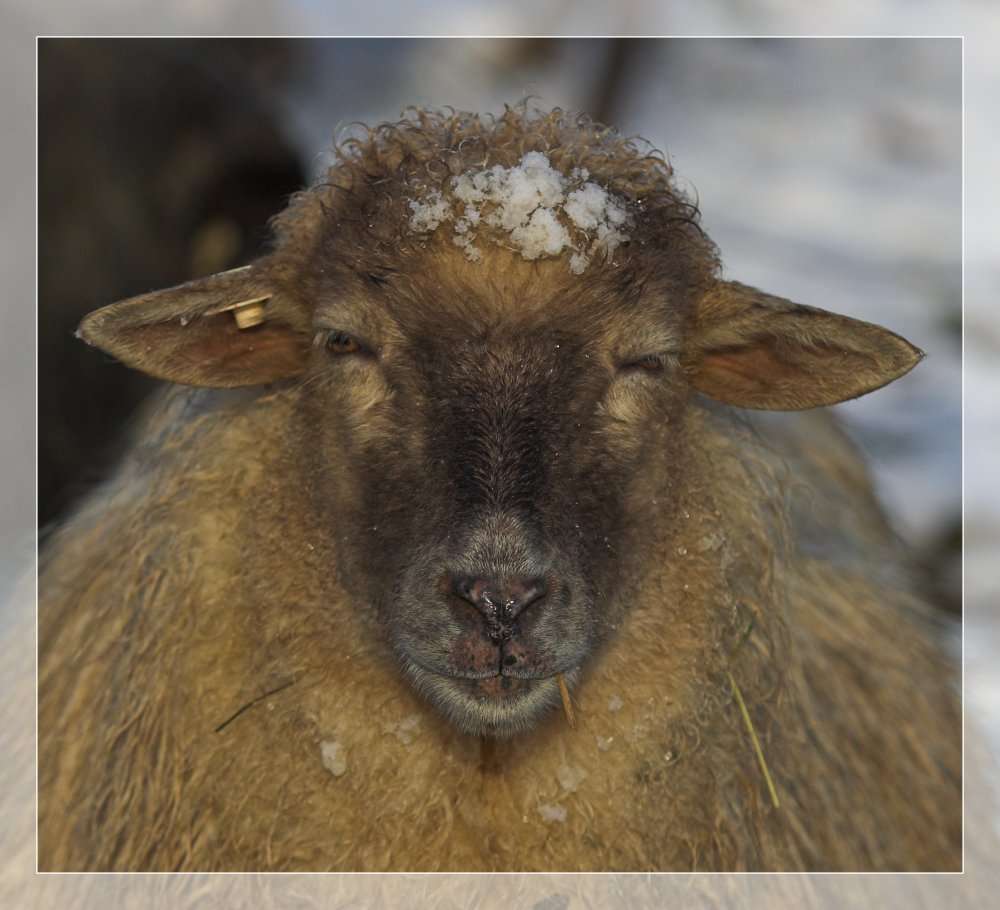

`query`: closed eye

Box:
[618,351,679,374]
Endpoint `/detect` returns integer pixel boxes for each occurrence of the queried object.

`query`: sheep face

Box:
[75,109,923,738]
[292,251,695,736]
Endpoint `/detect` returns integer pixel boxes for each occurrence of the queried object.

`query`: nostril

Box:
[450,574,547,622]
[451,575,482,607]
[507,576,546,619]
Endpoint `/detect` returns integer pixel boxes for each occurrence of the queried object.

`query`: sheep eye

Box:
[622,353,669,373]
[324,330,362,355]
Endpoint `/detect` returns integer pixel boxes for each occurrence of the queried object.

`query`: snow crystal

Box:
[408,193,450,232]
[511,208,572,259]
[396,714,422,744]
[383,713,423,745]
[557,764,588,792]
[407,152,632,272]
[564,184,612,231]
[538,803,568,823]
[320,739,347,777]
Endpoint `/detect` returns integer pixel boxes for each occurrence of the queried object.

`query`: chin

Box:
[404,662,573,738]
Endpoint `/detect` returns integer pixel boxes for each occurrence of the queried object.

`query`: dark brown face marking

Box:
[295,266,695,738]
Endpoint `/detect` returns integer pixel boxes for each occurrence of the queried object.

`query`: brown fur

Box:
[39,106,959,872]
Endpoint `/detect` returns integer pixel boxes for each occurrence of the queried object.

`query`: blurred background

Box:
[3,5,999,908]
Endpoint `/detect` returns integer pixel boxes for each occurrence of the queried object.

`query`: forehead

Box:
[316,243,687,354]
[406,150,633,276]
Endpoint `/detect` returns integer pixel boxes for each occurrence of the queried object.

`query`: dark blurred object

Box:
[38,38,306,531]
[488,37,640,127]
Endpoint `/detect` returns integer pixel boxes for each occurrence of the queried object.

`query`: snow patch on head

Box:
[408,193,450,232]
[407,152,632,273]
[512,208,572,259]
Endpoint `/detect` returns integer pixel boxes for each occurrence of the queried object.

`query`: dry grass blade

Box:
[556,672,576,729]
[727,667,780,809]
[215,679,296,733]
[725,612,779,808]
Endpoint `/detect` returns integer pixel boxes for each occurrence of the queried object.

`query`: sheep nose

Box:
[450,574,547,625]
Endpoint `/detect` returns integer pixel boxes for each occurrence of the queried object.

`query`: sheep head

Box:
[76,108,921,737]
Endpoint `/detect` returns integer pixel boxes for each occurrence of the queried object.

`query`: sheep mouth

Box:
[403,661,577,736]
[460,672,537,700]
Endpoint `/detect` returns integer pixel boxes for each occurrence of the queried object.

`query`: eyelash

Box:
[321,330,365,356]
[626,355,666,372]
[619,352,676,374]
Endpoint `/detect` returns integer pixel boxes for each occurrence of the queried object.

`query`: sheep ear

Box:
[76,265,311,388]
[684,281,923,410]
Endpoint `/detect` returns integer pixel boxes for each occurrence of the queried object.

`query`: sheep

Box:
[37,106,960,872]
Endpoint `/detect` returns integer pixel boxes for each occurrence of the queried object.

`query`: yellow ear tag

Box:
[232,300,267,329]
[203,295,270,329]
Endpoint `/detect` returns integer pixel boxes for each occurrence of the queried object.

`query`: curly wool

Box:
[268,105,718,285]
